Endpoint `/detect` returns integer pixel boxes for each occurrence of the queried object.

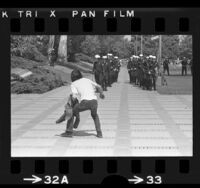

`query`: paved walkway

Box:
[11,67,192,157]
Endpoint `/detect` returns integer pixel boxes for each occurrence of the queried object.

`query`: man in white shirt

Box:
[64,69,105,138]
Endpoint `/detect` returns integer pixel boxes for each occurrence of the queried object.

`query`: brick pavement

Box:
[11,67,192,157]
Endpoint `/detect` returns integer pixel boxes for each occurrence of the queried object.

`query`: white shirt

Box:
[71,78,98,101]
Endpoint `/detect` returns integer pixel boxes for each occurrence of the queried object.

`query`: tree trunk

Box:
[58,35,68,63]
[49,35,55,50]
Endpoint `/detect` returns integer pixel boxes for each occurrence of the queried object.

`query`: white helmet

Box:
[102,56,107,59]
[95,54,100,59]
[139,54,143,57]
[114,56,118,59]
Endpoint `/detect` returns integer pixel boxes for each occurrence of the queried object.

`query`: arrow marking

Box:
[23,175,42,184]
[128,175,144,184]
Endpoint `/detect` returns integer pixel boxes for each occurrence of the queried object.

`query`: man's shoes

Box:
[73,123,79,129]
[97,131,103,138]
[60,132,73,138]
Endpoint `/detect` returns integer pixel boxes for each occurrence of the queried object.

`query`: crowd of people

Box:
[93,53,121,91]
[127,54,158,90]
[127,54,193,91]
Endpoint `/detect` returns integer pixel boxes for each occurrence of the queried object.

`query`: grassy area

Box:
[157,75,192,95]
[166,64,192,76]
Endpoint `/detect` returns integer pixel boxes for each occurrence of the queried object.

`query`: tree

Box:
[67,35,86,61]
[178,35,192,59]
[80,35,101,56]
[58,35,68,62]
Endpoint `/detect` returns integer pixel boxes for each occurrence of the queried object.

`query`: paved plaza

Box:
[11,67,192,157]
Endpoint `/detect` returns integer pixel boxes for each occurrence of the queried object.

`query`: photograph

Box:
[11,35,192,157]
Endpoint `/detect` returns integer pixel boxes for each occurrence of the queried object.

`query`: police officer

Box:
[93,54,101,84]
[151,56,158,90]
[127,56,133,83]
[101,56,108,91]
[181,57,188,76]
[115,56,121,82]
[113,56,120,83]
[107,53,113,87]
[189,58,193,75]
[163,58,170,76]
[138,54,144,88]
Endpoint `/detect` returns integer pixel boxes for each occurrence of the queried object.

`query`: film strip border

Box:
[0,8,198,34]
[1,8,200,184]
[9,17,190,34]
[9,158,191,184]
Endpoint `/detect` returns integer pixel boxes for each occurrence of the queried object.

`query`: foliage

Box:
[11,35,48,62]
[11,35,192,64]
[80,35,101,57]
[67,35,86,61]
[11,56,65,94]
[74,53,95,64]
[178,35,192,59]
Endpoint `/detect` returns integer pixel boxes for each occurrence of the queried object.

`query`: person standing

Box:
[181,57,188,76]
[48,48,56,67]
[151,56,158,90]
[101,56,108,91]
[107,53,113,87]
[93,54,101,84]
[189,58,193,75]
[127,57,133,83]
[163,58,170,76]
[64,70,105,138]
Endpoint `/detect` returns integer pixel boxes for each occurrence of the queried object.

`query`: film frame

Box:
[0,7,200,184]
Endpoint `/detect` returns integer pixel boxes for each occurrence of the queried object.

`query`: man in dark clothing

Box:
[127,57,132,83]
[189,59,193,75]
[101,56,109,91]
[181,57,188,76]
[93,55,101,84]
[163,58,170,76]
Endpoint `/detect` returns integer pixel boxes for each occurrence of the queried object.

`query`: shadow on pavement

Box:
[73,130,96,137]
[56,130,96,137]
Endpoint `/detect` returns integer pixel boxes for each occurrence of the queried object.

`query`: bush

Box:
[21,45,47,62]
[74,53,95,64]
[11,65,64,94]
[11,36,48,63]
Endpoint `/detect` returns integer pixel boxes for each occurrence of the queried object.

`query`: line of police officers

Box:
[93,53,121,91]
[127,54,158,91]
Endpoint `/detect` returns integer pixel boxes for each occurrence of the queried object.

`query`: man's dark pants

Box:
[182,66,187,75]
[66,99,102,134]
[164,66,169,76]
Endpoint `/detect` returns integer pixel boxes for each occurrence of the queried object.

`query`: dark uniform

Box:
[127,58,132,83]
[163,59,170,76]
[115,59,121,82]
[151,59,158,90]
[93,60,100,85]
[189,59,193,75]
[100,58,108,91]
[181,58,188,76]
[131,56,158,91]
[106,58,112,87]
